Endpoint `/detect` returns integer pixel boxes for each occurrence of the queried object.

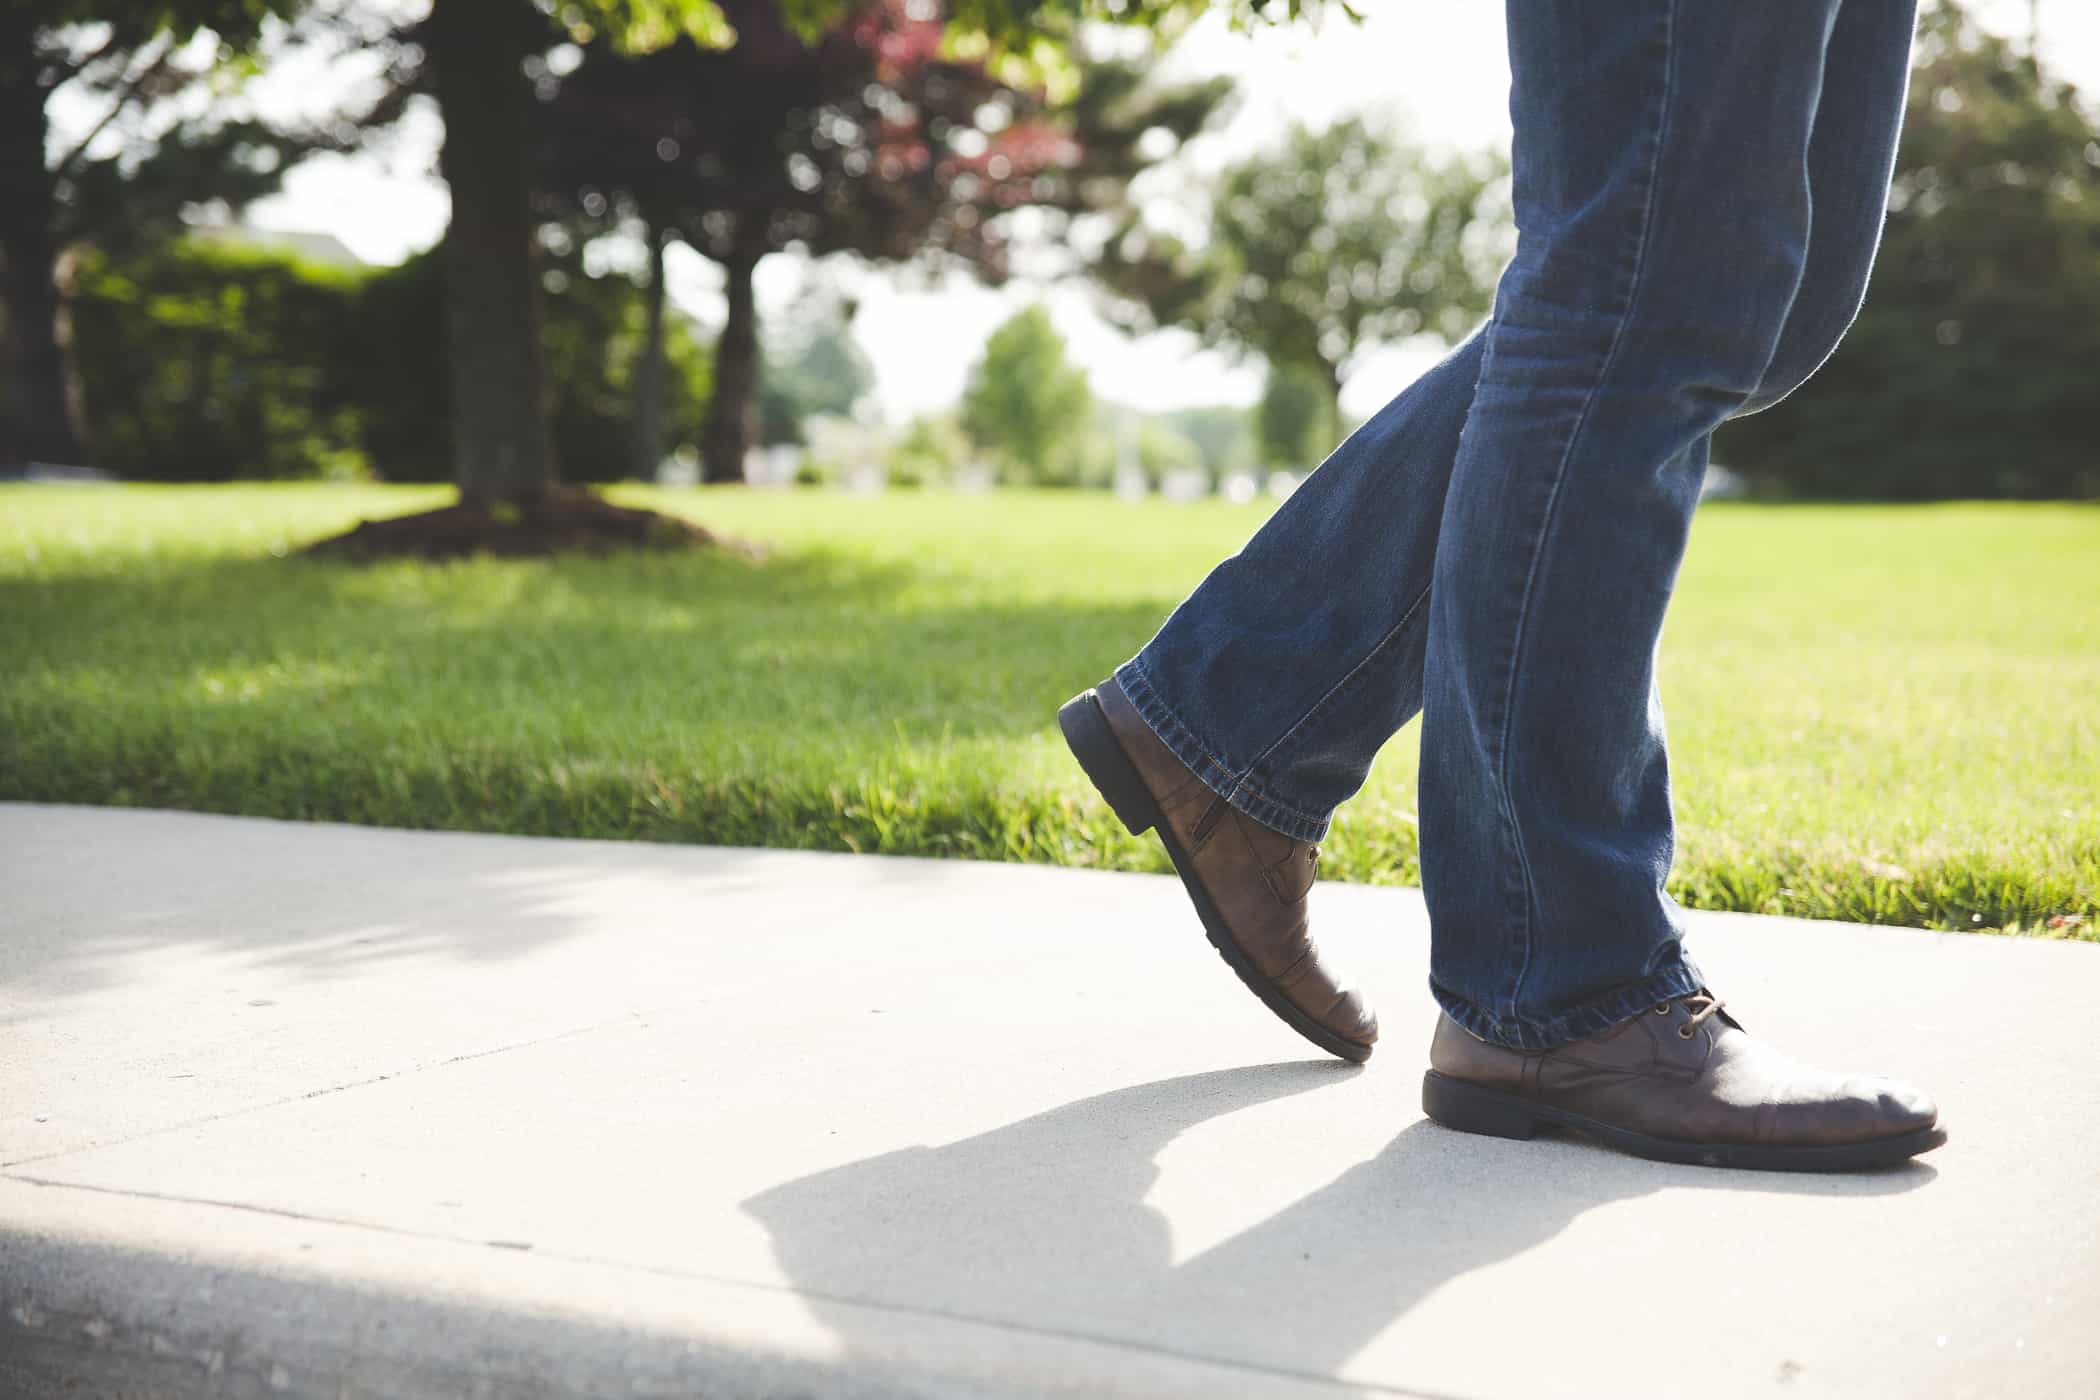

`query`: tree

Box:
[1158,402,1254,479]
[760,283,876,447]
[537,2,1095,484]
[337,241,716,487]
[0,1,329,468]
[66,238,366,481]
[423,0,559,510]
[1256,360,1336,470]
[583,0,1313,486]
[1100,115,1503,429]
[1023,54,1235,240]
[961,304,1094,484]
[329,0,1313,552]
[884,411,969,488]
[1134,417,1203,487]
[1717,0,2100,498]
[313,0,739,555]
[786,0,1348,40]
[61,232,714,485]
[468,0,1302,503]
[335,0,1330,551]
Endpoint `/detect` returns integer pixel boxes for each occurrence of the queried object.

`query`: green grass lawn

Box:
[3,483,2095,936]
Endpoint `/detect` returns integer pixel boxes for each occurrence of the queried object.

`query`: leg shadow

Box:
[744,1061,1936,1385]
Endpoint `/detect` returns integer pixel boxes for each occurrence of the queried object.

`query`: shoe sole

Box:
[1059,688,1374,1065]
[1422,1069,1948,1171]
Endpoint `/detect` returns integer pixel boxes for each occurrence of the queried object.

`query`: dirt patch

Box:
[303,490,758,562]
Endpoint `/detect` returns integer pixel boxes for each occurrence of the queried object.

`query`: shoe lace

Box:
[1655,992,1726,1039]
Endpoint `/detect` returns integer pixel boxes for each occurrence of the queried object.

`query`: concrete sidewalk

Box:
[2,804,2094,1399]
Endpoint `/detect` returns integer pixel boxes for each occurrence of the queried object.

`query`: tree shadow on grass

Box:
[0,543,1178,756]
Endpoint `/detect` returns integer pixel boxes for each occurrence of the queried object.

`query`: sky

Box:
[59,0,2100,424]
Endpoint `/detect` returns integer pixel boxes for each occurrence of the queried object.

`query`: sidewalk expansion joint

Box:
[0,1009,652,1171]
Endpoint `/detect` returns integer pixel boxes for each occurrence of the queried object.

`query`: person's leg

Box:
[1060,334,1481,1060]
[1065,0,1925,1080]
[1110,0,1914,850]
[1420,0,1904,1049]
[1419,0,1939,1170]
[1111,333,1484,844]
[1746,0,1920,418]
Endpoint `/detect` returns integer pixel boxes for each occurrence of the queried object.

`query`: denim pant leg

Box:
[1420,0,1914,1050]
[1115,333,1485,844]
[1744,0,1920,419]
[1114,2,1913,1052]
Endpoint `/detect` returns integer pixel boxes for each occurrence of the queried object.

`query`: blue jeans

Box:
[1115,0,1918,1051]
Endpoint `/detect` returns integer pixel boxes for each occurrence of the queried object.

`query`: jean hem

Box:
[1431,954,1704,1052]
[1112,658,1333,844]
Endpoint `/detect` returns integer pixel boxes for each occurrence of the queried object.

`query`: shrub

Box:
[69,242,364,481]
[67,236,714,484]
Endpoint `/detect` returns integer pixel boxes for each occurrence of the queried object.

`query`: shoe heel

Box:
[1422,1071,1541,1142]
[1057,690,1158,836]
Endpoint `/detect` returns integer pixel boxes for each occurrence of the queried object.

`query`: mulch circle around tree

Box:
[303,490,761,563]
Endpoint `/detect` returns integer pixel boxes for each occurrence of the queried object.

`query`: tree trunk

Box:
[428,0,554,508]
[630,225,668,481]
[0,42,84,469]
[700,235,762,485]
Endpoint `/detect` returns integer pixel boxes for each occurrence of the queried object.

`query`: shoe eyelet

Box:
[1677,1023,1696,1039]
[1653,1003,1672,1015]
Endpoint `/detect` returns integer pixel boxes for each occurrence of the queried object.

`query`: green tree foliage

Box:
[1098,115,1504,425]
[23,0,1313,503]
[0,0,342,467]
[758,284,877,446]
[1157,403,1254,478]
[1035,54,1233,244]
[333,0,718,515]
[66,241,361,481]
[960,304,1095,485]
[538,3,1073,483]
[766,330,874,432]
[66,237,711,484]
[884,412,970,488]
[1092,402,1235,487]
[782,0,1347,45]
[345,244,714,485]
[1255,360,1337,470]
[532,5,1217,484]
[1717,1,2100,499]
[339,0,1139,534]
[1134,418,1203,487]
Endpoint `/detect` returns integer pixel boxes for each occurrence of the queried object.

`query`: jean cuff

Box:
[1112,657,1334,845]
[1430,953,1706,1052]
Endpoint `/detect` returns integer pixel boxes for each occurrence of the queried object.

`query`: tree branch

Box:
[52,36,173,177]
[41,32,107,90]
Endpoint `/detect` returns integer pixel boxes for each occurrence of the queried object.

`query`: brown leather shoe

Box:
[1058,679,1377,1062]
[1423,993,1945,1170]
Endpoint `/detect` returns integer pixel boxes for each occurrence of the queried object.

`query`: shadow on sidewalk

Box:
[0,807,990,1007]
[745,1060,1935,1383]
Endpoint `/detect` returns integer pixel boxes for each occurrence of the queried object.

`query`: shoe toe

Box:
[1848,1075,1938,1136]
[1331,989,1378,1049]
